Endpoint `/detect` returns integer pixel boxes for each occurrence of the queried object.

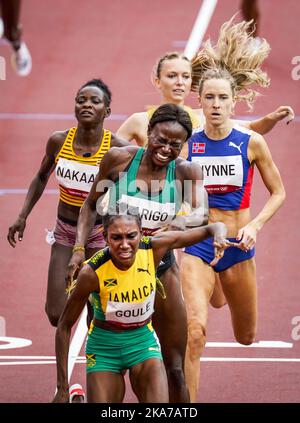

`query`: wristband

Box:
[72,246,85,254]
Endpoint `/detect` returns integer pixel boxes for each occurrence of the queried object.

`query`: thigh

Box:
[210,273,227,308]
[46,242,73,310]
[129,358,168,403]
[87,371,125,403]
[219,258,257,340]
[152,261,187,364]
[180,252,216,330]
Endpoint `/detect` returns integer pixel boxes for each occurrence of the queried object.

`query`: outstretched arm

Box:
[234,106,295,135]
[52,265,98,403]
[7,132,63,247]
[152,222,230,266]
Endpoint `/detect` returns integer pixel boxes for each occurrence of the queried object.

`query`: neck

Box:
[76,124,103,146]
[204,120,233,140]
[161,97,185,107]
[111,256,134,271]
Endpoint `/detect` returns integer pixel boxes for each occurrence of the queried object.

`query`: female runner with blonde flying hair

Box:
[180,17,286,401]
[115,16,292,403]
[117,49,294,155]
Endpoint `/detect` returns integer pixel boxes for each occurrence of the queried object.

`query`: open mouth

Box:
[156,152,170,162]
[119,251,132,259]
[173,89,185,94]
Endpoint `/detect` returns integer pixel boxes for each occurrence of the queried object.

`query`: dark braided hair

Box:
[148,103,193,141]
[77,78,112,107]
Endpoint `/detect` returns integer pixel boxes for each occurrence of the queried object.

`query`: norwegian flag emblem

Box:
[192,142,206,154]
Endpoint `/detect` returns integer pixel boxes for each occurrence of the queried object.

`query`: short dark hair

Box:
[77,78,112,107]
[148,103,193,140]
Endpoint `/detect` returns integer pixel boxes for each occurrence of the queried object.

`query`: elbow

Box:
[278,184,286,205]
[273,188,286,208]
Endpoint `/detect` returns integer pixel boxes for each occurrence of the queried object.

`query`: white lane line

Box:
[67,306,88,383]
[1,357,300,365]
[0,336,32,350]
[184,0,218,59]
[201,358,300,362]
[0,340,293,359]
[0,340,293,354]
[206,341,293,348]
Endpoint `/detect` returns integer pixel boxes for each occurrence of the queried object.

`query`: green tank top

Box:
[108,148,181,235]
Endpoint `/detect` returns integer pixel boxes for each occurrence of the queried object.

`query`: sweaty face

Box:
[106,217,142,270]
[155,58,192,104]
[147,121,187,166]
[199,78,235,125]
[75,86,109,125]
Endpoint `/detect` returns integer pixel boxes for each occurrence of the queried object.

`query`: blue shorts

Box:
[184,237,255,272]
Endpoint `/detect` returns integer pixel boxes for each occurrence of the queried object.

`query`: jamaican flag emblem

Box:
[104,278,118,287]
[86,354,96,368]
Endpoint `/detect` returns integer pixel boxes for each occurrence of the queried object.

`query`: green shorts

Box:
[85,322,162,374]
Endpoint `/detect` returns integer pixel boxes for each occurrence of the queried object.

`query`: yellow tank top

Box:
[55,127,111,207]
[88,237,156,329]
[147,105,201,129]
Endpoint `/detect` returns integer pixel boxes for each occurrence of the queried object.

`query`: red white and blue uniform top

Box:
[187,125,254,211]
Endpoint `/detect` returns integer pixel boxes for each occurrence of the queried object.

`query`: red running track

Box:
[0,0,300,403]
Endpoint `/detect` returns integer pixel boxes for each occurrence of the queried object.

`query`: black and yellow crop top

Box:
[55,127,111,207]
[88,236,156,329]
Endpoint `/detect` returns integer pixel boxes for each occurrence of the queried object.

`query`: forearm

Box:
[19,174,48,219]
[249,192,286,231]
[249,115,276,135]
[164,222,223,249]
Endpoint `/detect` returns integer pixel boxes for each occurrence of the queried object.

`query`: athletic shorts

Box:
[184,237,255,272]
[46,216,106,249]
[85,322,162,374]
[156,250,176,278]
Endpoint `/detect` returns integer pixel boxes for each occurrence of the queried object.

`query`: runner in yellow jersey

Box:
[53,209,230,403]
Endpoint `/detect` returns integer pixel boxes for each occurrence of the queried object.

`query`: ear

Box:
[147,123,151,137]
[105,107,111,118]
[153,76,161,90]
